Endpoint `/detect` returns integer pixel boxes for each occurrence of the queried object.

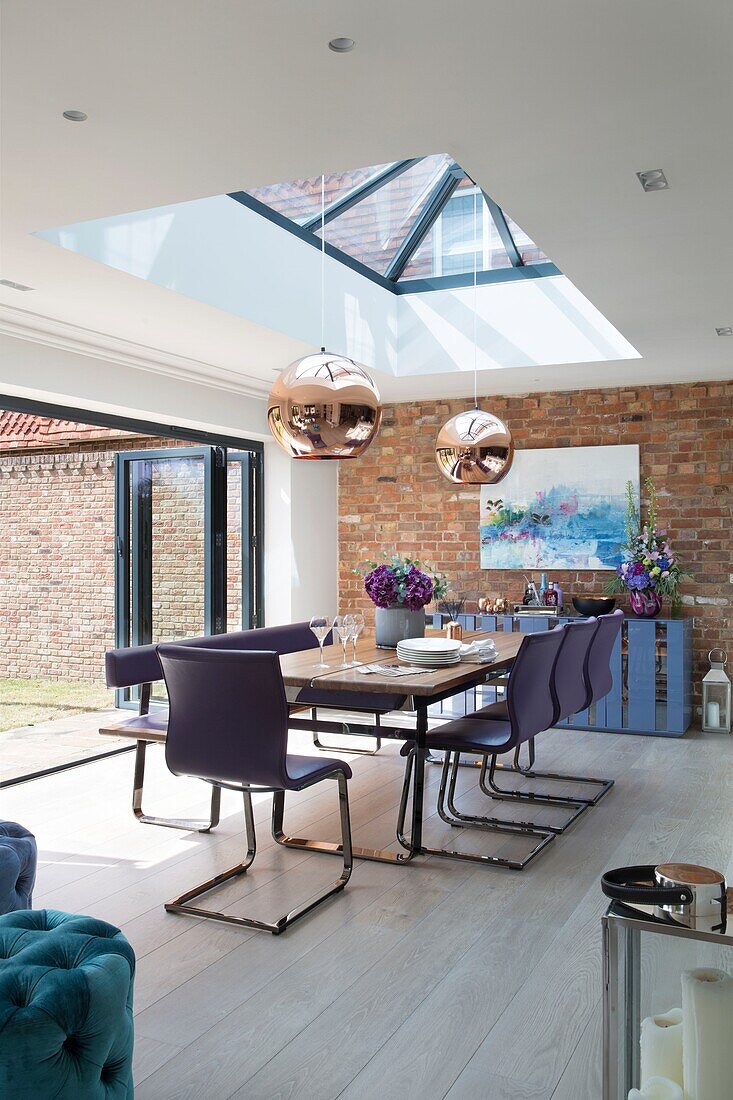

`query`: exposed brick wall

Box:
[338,381,732,708]
[0,434,241,683]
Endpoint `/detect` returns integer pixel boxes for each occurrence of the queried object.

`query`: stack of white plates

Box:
[396,638,462,667]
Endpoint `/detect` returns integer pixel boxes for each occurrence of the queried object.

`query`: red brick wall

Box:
[0,435,243,683]
[338,381,732,709]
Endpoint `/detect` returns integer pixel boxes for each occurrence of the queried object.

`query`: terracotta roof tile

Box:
[0,411,137,451]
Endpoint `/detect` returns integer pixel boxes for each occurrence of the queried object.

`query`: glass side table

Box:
[602,894,732,1098]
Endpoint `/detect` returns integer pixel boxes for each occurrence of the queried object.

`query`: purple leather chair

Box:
[460,617,599,835]
[104,621,401,830]
[103,624,320,833]
[469,611,622,826]
[396,627,567,870]
[158,644,353,935]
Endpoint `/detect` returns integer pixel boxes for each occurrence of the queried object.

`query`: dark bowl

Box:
[572,595,616,617]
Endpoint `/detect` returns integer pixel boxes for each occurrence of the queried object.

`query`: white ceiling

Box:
[1,0,732,405]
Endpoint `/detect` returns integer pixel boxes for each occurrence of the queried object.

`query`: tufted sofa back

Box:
[0,821,37,914]
[0,909,135,1099]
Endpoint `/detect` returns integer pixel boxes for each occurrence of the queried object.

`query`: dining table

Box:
[277,629,522,865]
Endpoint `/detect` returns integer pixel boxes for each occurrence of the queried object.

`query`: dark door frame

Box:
[0,393,265,787]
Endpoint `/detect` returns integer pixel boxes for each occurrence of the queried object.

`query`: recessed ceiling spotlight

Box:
[62,109,88,122]
[329,37,355,52]
[636,168,668,192]
[715,326,733,336]
[0,278,34,292]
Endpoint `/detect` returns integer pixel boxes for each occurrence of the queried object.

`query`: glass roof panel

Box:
[315,153,453,276]
[247,162,390,226]
[400,181,511,281]
[505,215,549,265]
[239,154,556,287]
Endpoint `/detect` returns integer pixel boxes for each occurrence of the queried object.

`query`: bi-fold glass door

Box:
[114,445,262,705]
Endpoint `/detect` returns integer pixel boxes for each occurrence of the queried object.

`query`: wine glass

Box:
[309,615,332,668]
[350,611,365,665]
[333,614,354,668]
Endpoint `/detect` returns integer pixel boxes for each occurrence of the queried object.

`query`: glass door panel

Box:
[149,455,207,642]
[227,451,261,630]
[115,445,262,706]
[115,447,220,705]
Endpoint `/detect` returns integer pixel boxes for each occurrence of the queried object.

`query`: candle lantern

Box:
[601,865,733,1099]
[701,648,731,733]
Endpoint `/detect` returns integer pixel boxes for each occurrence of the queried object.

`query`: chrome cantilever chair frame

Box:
[311,707,382,756]
[396,748,554,869]
[396,628,568,869]
[132,683,221,833]
[165,772,352,935]
[476,613,623,815]
[158,645,354,935]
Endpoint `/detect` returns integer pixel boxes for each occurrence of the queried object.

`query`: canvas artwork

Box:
[479,444,639,570]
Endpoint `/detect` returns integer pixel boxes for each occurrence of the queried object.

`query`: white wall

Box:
[264,441,338,625]
[0,331,270,440]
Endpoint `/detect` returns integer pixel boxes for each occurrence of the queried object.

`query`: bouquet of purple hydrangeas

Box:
[360,554,448,611]
[606,478,690,608]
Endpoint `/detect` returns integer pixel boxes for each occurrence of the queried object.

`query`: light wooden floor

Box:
[3,723,731,1099]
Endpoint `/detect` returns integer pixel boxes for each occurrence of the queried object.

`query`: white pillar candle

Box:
[640,1008,683,1087]
[681,968,733,1100]
[628,1077,683,1100]
[705,700,721,728]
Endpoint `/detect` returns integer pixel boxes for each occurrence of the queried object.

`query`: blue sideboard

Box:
[429,612,693,737]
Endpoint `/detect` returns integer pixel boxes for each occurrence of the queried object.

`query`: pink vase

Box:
[629,589,663,618]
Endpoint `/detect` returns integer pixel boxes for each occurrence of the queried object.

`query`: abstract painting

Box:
[479,444,639,570]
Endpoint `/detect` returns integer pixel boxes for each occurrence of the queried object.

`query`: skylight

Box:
[232,156,559,295]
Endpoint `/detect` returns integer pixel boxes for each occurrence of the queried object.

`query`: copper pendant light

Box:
[268,349,382,459]
[435,407,514,484]
[268,175,382,459]
[434,188,514,485]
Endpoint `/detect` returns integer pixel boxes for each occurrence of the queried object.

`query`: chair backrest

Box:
[106,621,321,690]
[585,609,624,705]
[551,617,598,721]
[506,625,567,747]
[157,645,290,789]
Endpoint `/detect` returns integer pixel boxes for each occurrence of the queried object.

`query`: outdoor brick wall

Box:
[338,380,733,710]
[0,434,212,683]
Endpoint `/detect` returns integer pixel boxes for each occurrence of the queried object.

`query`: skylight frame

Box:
[229,159,560,295]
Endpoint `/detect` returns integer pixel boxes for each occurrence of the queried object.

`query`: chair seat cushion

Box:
[426,716,514,754]
[466,700,509,721]
[286,754,352,787]
[0,822,37,915]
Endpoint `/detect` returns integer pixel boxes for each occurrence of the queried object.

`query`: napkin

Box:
[459,641,497,664]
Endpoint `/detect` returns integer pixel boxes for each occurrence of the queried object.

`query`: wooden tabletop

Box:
[279,630,521,698]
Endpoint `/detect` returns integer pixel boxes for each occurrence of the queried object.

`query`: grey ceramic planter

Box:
[374,605,426,649]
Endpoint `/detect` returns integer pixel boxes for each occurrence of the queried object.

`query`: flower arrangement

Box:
[606,478,691,609]
[359,554,448,611]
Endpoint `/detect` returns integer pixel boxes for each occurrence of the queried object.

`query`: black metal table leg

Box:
[409,705,428,855]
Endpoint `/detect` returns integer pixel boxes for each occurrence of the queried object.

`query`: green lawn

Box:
[0,679,114,733]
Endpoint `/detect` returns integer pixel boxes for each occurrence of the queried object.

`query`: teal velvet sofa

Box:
[0,909,135,1098]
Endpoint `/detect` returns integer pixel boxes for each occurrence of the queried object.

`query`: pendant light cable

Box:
[473,186,478,409]
[321,173,326,352]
